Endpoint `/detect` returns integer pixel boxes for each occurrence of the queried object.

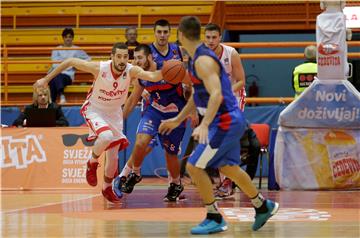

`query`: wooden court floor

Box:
[1,178,359,238]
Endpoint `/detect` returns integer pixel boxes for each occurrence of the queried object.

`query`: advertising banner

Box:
[0,127,104,190]
[316,10,348,80]
[279,79,360,128]
[275,127,360,189]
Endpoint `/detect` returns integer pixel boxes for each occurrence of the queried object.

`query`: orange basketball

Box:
[161,60,186,85]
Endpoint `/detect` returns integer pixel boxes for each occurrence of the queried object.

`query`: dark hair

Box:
[178,16,201,41]
[154,19,171,31]
[134,44,152,56]
[111,42,128,54]
[62,28,74,38]
[205,23,221,34]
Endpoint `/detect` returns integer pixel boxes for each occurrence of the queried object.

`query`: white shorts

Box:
[80,103,126,142]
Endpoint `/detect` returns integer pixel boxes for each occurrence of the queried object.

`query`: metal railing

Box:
[1,41,359,104]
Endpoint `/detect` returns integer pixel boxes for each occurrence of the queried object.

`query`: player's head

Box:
[33,86,51,107]
[125,26,138,45]
[304,45,316,61]
[178,16,201,45]
[154,19,171,47]
[62,28,74,47]
[111,42,129,72]
[134,44,152,71]
[204,23,222,51]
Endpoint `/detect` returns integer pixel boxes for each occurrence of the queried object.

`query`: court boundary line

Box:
[2,193,100,214]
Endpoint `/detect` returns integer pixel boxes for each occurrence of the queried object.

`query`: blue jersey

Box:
[188,43,238,121]
[138,43,186,113]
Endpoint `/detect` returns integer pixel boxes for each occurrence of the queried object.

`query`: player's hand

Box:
[159,118,180,135]
[192,124,209,144]
[33,78,48,89]
[141,89,150,101]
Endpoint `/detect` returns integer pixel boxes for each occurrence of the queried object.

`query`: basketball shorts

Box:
[188,109,246,169]
[81,104,126,144]
[137,106,185,155]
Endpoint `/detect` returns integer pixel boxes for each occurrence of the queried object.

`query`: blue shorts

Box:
[137,106,186,155]
[188,110,246,169]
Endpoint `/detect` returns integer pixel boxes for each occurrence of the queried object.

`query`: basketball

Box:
[161,60,186,84]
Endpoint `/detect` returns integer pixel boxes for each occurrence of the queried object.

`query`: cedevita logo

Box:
[318,43,339,55]
[0,135,46,169]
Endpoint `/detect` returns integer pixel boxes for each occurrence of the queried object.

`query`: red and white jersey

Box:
[83,60,132,113]
[219,43,246,111]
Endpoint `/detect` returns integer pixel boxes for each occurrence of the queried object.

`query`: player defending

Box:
[159,16,279,234]
[113,20,187,202]
[204,23,247,198]
[34,43,161,203]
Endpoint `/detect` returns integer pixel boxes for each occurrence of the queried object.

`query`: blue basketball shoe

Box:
[252,200,279,231]
[191,217,228,235]
[112,175,126,199]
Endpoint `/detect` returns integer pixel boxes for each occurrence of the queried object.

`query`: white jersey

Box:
[82,60,132,113]
[219,43,246,111]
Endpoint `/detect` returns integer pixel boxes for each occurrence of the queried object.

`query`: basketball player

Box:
[34,43,162,203]
[181,23,249,198]
[113,19,187,202]
[204,23,247,198]
[159,16,279,234]
[204,23,246,110]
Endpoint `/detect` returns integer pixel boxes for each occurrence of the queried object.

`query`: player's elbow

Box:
[211,89,222,101]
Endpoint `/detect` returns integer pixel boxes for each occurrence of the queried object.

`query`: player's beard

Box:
[114,63,126,72]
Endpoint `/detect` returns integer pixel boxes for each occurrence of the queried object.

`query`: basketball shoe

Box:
[191,216,228,235]
[86,160,99,186]
[252,200,279,231]
[121,172,142,194]
[163,183,184,202]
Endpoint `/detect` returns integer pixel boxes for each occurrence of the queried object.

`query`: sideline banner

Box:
[275,127,360,189]
[0,127,104,190]
[279,80,360,128]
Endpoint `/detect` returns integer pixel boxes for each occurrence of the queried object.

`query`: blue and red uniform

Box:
[187,43,246,168]
[137,43,186,154]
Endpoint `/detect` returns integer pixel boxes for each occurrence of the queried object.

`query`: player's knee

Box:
[134,139,149,149]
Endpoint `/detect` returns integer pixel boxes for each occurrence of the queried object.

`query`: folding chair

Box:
[250,123,270,189]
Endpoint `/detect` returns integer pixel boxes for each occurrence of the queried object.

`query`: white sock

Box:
[206,201,220,214]
[170,175,181,185]
[120,164,132,178]
[132,166,141,176]
[102,182,111,190]
[251,193,265,208]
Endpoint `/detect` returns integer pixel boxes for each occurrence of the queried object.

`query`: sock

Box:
[132,166,141,176]
[206,201,220,214]
[102,182,111,190]
[251,193,268,213]
[89,151,100,164]
[170,175,181,185]
[120,164,132,178]
[205,201,222,223]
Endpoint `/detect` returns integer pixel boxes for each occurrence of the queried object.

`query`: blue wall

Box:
[1,105,285,177]
[239,33,316,97]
